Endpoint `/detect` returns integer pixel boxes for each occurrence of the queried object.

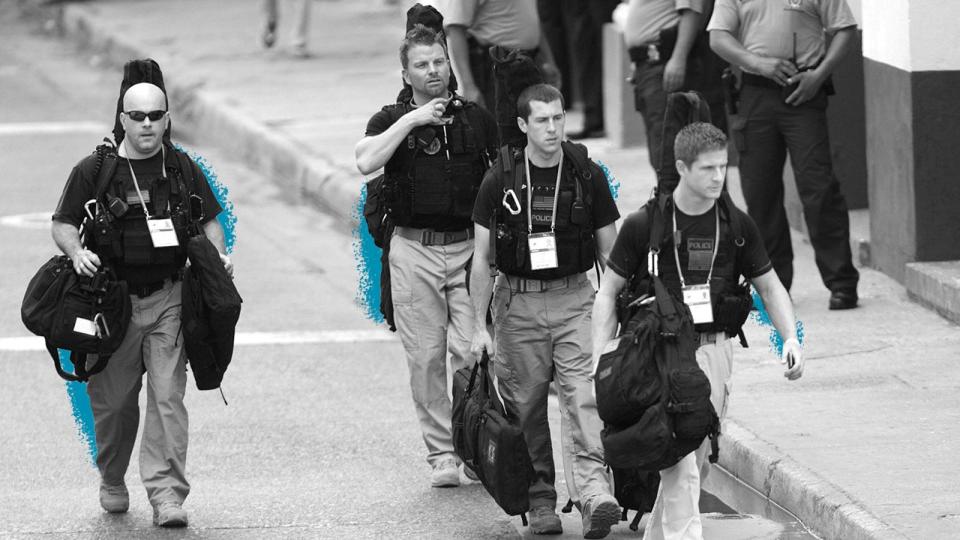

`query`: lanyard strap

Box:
[671,200,720,288]
[123,142,166,220]
[523,148,564,234]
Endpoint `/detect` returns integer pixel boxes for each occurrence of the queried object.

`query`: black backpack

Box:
[594,195,720,471]
[21,255,131,382]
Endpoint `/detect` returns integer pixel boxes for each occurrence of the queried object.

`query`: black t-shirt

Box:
[53,148,223,285]
[473,157,621,280]
[607,201,772,290]
[364,97,498,231]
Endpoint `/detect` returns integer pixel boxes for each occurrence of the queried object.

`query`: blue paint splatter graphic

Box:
[62,147,237,465]
[59,349,98,465]
[175,145,237,254]
[596,160,621,200]
[750,290,805,357]
[353,183,384,324]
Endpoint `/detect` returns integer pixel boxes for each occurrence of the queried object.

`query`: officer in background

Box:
[354,24,498,488]
[441,0,561,113]
[592,123,803,539]
[708,0,860,309]
[470,83,621,538]
[51,61,230,527]
[625,0,726,171]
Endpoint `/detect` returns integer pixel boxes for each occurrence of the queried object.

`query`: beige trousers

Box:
[388,231,474,467]
[87,280,189,507]
[643,334,734,540]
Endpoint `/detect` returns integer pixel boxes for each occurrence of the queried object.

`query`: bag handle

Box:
[46,342,110,383]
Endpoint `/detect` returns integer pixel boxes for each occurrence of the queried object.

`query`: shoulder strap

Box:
[560,140,592,181]
[646,194,671,277]
[92,144,119,200]
[718,190,745,247]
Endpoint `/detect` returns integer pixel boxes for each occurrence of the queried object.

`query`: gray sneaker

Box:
[430,458,460,488]
[99,483,128,514]
[582,493,620,539]
[528,505,563,535]
[153,501,188,528]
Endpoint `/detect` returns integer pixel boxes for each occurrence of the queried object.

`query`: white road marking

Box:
[0,329,397,352]
[0,212,52,230]
[0,121,108,136]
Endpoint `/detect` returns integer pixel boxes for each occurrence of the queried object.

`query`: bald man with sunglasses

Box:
[51,62,230,527]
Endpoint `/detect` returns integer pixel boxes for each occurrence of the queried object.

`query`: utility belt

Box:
[129,270,182,299]
[740,65,835,96]
[497,272,587,293]
[468,35,539,75]
[394,226,474,246]
[628,27,709,67]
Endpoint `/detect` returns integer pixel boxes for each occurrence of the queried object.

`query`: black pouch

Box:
[666,367,713,440]
[601,404,672,469]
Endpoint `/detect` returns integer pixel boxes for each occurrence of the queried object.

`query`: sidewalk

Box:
[19,0,960,538]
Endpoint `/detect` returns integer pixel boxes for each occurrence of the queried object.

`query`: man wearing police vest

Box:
[470,83,621,538]
[51,60,230,527]
[355,24,498,488]
[592,123,803,539]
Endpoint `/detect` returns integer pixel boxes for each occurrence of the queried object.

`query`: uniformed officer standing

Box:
[51,60,230,527]
[592,123,803,540]
[442,0,560,112]
[355,24,498,487]
[708,0,860,309]
[470,83,621,538]
[625,0,727,170]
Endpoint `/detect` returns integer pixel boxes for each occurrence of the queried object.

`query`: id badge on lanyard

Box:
[682,283,713,324]
[524,148,563,271]
[528,232,558,270]
[125,144,180,249]
[673,203,719,325]
[147,218,179,248]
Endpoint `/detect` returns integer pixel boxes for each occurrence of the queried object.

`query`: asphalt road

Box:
[0,8,519,539]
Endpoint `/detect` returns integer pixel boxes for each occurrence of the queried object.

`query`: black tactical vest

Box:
[382,97,489,225]
[89,146,193,269]
[637,194,752,336]
[492,142,596,279]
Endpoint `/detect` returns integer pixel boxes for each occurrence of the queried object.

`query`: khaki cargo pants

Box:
[87,279,189,507]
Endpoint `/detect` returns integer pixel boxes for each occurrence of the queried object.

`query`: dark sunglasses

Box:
[123,110,167,122]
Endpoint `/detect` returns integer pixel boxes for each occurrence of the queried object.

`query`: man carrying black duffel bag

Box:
[50,59,231,527]
[592,122,802,539]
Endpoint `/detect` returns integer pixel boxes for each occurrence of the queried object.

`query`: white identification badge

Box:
[73,317,97,336]
[682,284,714,324]
[147,218,180,248]
[528,232,558,270]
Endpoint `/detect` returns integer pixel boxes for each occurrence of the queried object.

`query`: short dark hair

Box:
[517,84,564,120]
[399,24,447,69]
[674,122,727,165]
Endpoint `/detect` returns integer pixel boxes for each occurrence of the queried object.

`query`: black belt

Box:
[501,273,587,293]
[395,226,474,246]
[130,271,182,299]
[740,64,835,95]
[740,72,782,90]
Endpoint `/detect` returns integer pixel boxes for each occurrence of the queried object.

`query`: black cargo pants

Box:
[730,83,859,292]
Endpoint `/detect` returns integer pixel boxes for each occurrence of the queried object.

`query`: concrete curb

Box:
[904,261,960,326]
[720,421,909,540]
[50,1,362,224]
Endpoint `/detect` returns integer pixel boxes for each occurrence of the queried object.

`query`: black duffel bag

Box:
[452,351,534,526]
[22,255,131,382]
